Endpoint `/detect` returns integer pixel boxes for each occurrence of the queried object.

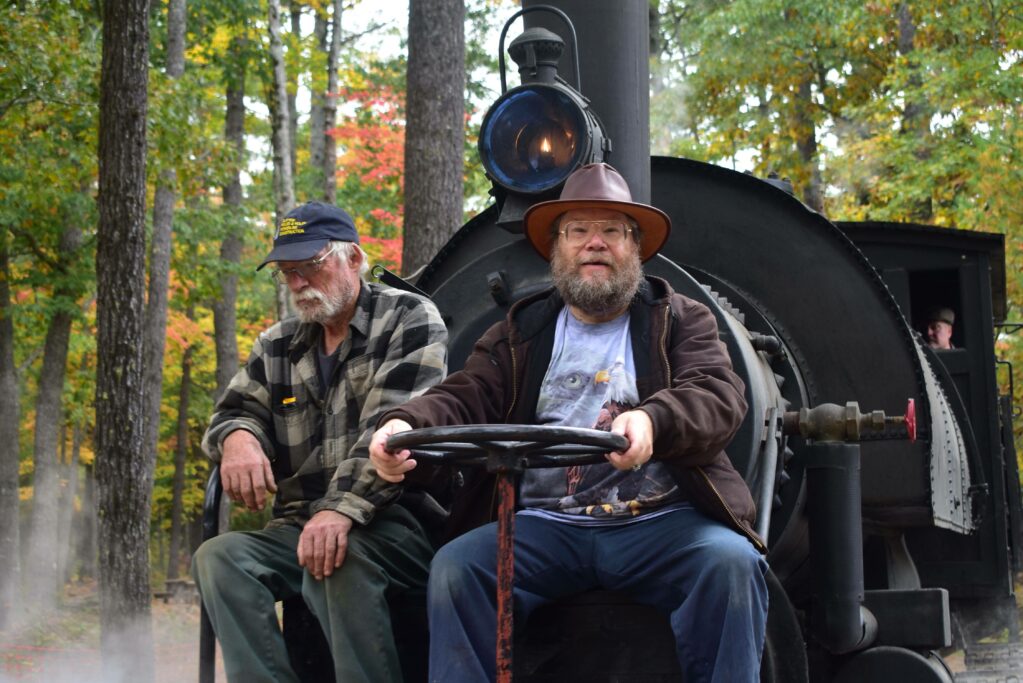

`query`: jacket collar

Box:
[507,275,673,343]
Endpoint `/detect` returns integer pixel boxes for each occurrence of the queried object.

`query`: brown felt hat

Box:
[523,163,671,262]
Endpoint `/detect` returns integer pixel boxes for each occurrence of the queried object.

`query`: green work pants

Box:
[191,505,433,683]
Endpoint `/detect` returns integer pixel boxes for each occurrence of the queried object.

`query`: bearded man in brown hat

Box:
[369,164,768,683]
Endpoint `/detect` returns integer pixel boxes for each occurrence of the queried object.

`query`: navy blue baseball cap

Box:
[257,201,360,270]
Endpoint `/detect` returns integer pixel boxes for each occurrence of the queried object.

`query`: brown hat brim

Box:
[524,198,671,262]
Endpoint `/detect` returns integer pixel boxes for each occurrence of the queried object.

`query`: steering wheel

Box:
[385,424,629,472]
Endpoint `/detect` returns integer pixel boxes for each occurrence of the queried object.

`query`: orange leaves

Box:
[361,235,403,272]
[164,310,204,354]
[368,208,401,228]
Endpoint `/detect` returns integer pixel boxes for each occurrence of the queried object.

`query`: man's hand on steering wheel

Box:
[607,409,654,471]
[369,419,416,483]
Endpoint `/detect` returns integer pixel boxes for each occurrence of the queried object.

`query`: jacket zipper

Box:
[504,340,519,422]
[659,305,671,386]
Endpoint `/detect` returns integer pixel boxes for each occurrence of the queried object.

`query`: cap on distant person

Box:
[928,307,955,326]
[258,201,359,270]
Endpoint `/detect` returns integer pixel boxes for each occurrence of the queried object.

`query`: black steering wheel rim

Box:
[386,424,628,469]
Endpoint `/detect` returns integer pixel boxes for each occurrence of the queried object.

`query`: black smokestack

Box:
[523,0,651,202]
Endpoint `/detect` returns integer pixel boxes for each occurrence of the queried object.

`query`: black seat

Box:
[515,590,681,683]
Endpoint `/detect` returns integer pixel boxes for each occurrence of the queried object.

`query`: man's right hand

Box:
[221,430,277,511]
[368,419,416,483]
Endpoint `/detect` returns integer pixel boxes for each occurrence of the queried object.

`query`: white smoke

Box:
[0,598,215,683]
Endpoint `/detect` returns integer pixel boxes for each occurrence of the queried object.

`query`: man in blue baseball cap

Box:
[194,201,449,682]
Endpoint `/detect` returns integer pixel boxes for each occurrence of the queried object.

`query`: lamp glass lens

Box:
[480,87,588,193]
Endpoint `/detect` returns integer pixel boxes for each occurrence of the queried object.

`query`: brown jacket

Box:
[381,276,766,552]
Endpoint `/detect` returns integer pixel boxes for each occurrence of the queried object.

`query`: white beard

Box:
[291,279,353,324]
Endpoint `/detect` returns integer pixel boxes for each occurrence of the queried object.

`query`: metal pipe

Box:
[805,442,877,654]
[496,471,517,683]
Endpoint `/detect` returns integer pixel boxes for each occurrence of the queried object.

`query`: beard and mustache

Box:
[551,246,643,319]
[290,276,356,325]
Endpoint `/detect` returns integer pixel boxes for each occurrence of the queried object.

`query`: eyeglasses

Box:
[269,250,333,284]
[558,220,633,247]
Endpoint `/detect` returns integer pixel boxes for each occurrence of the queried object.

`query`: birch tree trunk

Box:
[323,0,342,204]
[288,2,301,176]
[402,0,465,275]
[269,0,296,216]
[95,0,154,678]
[269,0,297,319]
[0,238,20,630]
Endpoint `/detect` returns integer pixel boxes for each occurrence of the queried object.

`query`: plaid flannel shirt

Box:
[202,282,448,527]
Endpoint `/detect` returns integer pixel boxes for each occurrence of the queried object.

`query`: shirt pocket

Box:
[272,394,319,455]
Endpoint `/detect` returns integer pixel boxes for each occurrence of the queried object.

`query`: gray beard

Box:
[291,281,353,325]
[550,249,643,318]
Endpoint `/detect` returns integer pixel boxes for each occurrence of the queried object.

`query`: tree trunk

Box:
[58,423,81,585]
[289,1,301,177]
[96,0,153,679]
[0,237,21,630]
[212,36,246,401]
[897,2,933,221]
[77,461,98,581]
[309,9,329,196]
[165,0,185,78]
[26,224,83,613]
[269,0,296,217]
[269,0,296,320]
[323,0,342,204]
[142,0,186,527]
[795,77,823,212]
[167,305,194,580]
[402,0,465,276]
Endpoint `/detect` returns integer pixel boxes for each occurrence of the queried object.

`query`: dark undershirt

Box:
[316,343,340,398]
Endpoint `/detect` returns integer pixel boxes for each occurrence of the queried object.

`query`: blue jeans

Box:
[428,507,768,683]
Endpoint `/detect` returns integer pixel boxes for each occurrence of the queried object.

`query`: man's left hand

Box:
[298,510,354,581]
[606,410,654,471]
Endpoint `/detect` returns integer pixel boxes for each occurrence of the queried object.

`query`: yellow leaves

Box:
[208,25,235,57]
[78,442,95,467]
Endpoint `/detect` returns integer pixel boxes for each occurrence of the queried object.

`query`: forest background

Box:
[0,0,1020,679]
